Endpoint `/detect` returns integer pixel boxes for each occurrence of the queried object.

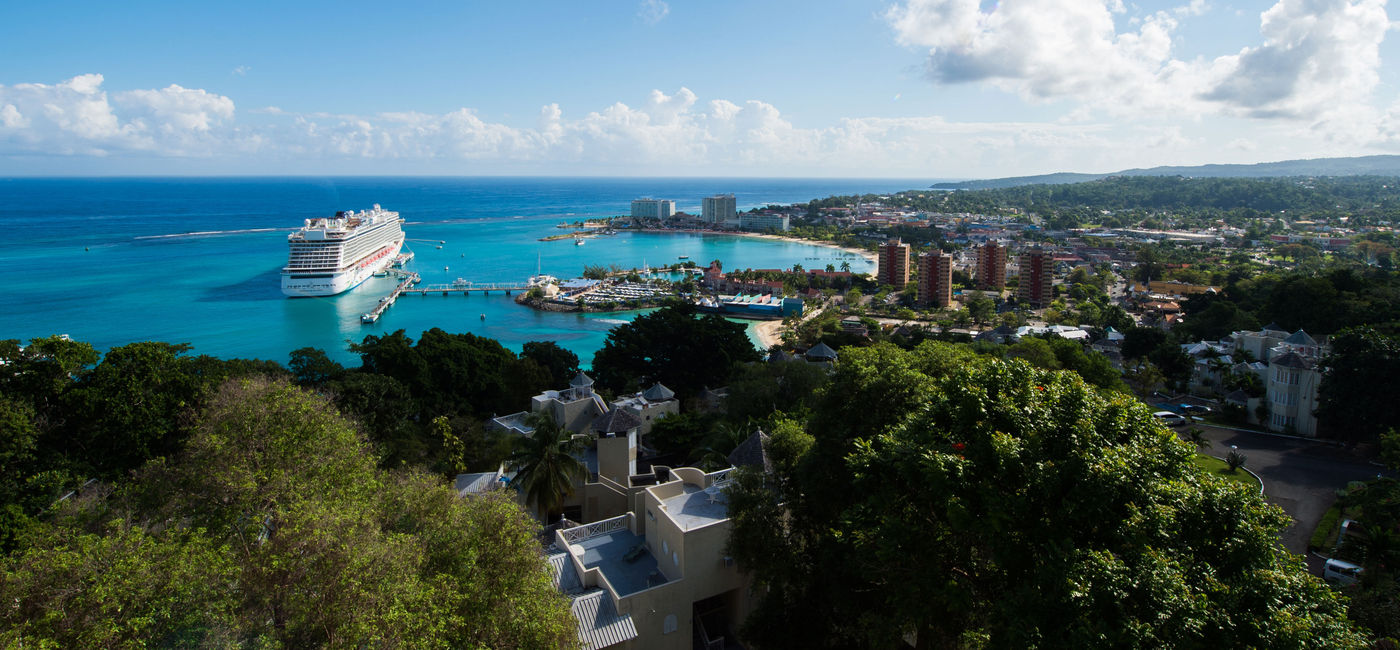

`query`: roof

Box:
[1283,329,1317,345]
[1262,322,1287,333]
[591,408,642,434]
[1271,351,1313,369]
[570,589,639,650]
[806,342,838,360]
[453,471,504,496]
[1224,389,1252,405]
[570,371,595,388]
[641,383,675,401]
[727,429,772,473]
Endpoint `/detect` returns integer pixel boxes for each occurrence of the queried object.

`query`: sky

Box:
[1,0,1398,179]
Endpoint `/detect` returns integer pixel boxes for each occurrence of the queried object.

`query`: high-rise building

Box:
[630,198,675,219]
[701,194,737,225]
[916,250,953,308]
[976,241,1007,290]
[1017,248,1053,307]
[877,238,911,288]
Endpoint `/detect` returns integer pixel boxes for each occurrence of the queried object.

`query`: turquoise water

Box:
[0,178,914,365]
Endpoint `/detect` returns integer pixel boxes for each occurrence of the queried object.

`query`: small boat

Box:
[678,255,690,260]
[479,313,486,320]
[436,245,443,249]
[574,237,585,246]
[444,266,449,271]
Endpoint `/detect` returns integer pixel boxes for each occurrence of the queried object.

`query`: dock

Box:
[402,281,529,296]
[360,271,421,324]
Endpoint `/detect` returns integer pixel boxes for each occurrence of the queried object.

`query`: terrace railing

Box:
[560,513,632,544]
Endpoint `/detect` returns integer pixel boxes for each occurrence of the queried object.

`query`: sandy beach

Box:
[753,320,786,349]
[631,227,877,266]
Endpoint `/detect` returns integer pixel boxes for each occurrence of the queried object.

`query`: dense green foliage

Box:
[591,303,760,398]
[1318,327,1400,442]
[726,342,1366,648]
[0,377,576,648]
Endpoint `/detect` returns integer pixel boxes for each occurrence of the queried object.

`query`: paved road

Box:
[1181,423,1388,557]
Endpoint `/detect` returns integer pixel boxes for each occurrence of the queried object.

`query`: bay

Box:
[0,177,920,365]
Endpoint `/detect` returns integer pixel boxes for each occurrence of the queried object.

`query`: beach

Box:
[631,227,877,265]
[752,320,786,350]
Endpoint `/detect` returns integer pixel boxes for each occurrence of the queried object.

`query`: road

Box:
[1181,423,1387,559]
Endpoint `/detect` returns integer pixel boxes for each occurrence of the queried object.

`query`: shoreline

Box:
[629,227,877,266]
[753,320,785,350]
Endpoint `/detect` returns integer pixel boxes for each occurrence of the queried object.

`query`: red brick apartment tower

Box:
[916,251,953,308]
[1017,247,1053,307]
[878,238,911,288]
[976,241,1007,290]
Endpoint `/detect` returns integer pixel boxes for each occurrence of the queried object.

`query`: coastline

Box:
[630,227,877,266]
[753,320,785,350]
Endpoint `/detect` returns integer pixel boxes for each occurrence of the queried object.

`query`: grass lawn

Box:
[1192,454,1262,491]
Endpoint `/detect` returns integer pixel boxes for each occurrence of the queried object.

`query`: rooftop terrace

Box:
[660,484,730,531]
[573,529,668,596]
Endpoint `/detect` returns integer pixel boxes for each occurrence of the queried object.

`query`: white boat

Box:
[282,204,405,297]
[575,236,585,246]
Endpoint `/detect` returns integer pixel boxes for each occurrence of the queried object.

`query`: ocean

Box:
[0,177,922,366]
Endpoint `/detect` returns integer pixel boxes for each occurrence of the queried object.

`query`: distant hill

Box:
[931,155,1400,190]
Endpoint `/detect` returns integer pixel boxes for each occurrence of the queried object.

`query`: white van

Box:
[1324,558,1363,587]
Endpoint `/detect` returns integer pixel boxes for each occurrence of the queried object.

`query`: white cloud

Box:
[638,0,669,25]
[232,65,251,76]
[0,74,1392,177]
[886,0,1396,134]
[1203,0,1390,120]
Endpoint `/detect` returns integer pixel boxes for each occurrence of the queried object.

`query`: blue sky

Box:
[2,0,1398,177]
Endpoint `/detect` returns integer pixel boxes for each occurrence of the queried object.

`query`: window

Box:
[673,551,679,567]
[663,615,678,634]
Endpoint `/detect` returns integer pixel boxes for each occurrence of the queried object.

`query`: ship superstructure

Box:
[282,204,405,297]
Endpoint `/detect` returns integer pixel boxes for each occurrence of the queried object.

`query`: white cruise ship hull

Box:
[282,237,404,297]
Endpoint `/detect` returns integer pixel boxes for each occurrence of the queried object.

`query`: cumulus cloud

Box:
[0,74,239,155]
[1203,0,1390,119]
[886,0,1396,131]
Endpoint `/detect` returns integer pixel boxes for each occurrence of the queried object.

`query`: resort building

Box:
[543,434,768,650]
[975,240,1007,291]
[916,250,953,308]
[630,199,676,220]
[1016,247,1053,308]
[877,238,911,288]
[702,194,737,226]
[738,212,790,232]
[1226,325,1328,437]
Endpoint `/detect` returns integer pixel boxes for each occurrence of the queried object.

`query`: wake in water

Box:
[135,227,289,240]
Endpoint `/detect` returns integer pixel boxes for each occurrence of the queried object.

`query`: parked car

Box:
[1153,411,1188,427]
[1179,404,1211,416]
[1324,558,1363,587]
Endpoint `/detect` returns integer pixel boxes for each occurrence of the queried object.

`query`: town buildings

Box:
[916,250,953,308]
[975,240,1007,290]
[701,194,737,226]
[1016,247,1053,308]
[877,238,911,287]
[1231,325,1326,436]
[630,198,676,220]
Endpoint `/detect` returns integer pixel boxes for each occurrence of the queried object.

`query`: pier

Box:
[360,271,421,325]
[403,281,529,296]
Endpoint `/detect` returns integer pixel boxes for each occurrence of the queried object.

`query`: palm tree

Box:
[840,261,851,273]
[507,412,587,523]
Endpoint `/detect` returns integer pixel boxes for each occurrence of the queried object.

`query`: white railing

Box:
[707,468,733,487]
[560,513,631,544]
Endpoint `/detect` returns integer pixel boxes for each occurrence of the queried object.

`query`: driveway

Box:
[1181,423,1388,556]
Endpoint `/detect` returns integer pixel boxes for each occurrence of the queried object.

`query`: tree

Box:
[507,411,587,522]
[520,341,581,389]
[727,348,1366,648]
[1318,326,1400,442]
[0,377,576,648]
[591,303,759,399]
[966,296,995,325]
[288,346,344,386]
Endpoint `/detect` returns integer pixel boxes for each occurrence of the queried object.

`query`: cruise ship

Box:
[282,204,405,297]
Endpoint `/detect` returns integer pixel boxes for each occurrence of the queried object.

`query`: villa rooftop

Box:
[572,529,668,596]
[659,483,730,531]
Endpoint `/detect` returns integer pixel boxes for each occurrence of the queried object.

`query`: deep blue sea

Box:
[0,177,922,366]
